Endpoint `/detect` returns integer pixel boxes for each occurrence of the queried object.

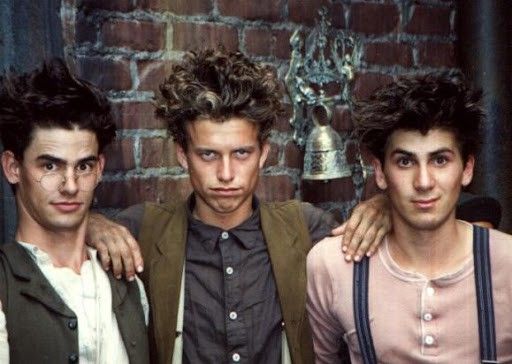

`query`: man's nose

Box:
[217,156,234,182]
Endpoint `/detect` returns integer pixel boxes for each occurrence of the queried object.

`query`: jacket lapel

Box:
[1,243,75,318]
[146,203,188,363]
[260,204,308,347]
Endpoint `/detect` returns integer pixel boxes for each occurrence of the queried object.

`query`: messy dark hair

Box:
[155,49,284,148]
[0,58,116,158]
[353,72,483,164]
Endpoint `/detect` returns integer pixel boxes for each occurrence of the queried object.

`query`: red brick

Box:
[284,141,303,169]
[103,138,136,171]
[274,29,293,60]
[156,178,194,203]
[404,5,451,36]
[80,0,135,12]
[289,1,344,28]
[302,176,355,203]
[173,22,239,52]
[140,137,179,168]
[345,140,359,165]
[417,42,456,68]
[137,60,173,92]
[256,175,295,201]
[76,57,131,91]
[352,72,394,100]
[138,0,212,13]
[350,3,399,35]
[75,13,97,44]
[244,28,272,57]
[332,105,353,132]
[101,20,166,51]
[95,178,158,208]
[112,102,166,129]
[364,42,413,67]
[218,0,284,22]
[362,172,381,201]
[263,143,280,168]
[275,103,292,132]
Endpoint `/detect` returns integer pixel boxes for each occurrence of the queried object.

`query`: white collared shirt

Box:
[0,242,149,364]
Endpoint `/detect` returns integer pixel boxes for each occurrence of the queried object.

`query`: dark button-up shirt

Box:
[116,196,338,364]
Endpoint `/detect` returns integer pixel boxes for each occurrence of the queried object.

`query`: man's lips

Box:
[210,188,241,196]
[411,197,439,209]
[51,202,83,212]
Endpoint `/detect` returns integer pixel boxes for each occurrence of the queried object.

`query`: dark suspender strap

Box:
[353,257,377,364]
[473,226,497,363]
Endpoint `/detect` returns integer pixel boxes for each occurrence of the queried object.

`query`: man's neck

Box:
[387,216,473,279]
[15,217,89,274]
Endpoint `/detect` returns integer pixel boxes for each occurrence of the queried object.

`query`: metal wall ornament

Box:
[285,7,362,181]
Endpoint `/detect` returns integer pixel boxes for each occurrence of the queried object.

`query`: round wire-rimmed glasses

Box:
[35,171,99,192]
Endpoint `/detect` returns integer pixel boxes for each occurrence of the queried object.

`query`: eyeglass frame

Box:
[32,156,102,192]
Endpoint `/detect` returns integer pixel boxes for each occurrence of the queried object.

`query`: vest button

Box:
[68,319,77,330]
[131,340,137,347]
[68,353,78,363]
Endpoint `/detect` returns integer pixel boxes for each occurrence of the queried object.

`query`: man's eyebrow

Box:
[390,147,455,157]
[390,148,413,157]
[36,154,98,164]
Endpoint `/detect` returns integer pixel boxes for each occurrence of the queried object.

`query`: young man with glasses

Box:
[0,59,149,363]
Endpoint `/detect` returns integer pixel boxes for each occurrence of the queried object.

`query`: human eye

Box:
[76,161,96,174]
[40,161,59,173]
[396,156,413,168]
[432,155,449,166]
[234,149,250,159]
[199,150,217,161]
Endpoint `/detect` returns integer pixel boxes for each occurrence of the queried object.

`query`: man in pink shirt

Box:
[307,72,512,363]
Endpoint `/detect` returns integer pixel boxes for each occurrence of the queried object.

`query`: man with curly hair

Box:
[307,72,512,363]
[88,49,391,364]
[0,59,149,363]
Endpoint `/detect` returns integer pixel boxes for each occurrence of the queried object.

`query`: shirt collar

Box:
[17,240,99,269]
[186,194,262,252]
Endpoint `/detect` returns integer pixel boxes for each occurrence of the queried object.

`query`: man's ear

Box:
[258,142,270,169]
[176,144,188,170]
[96,154,106,182]
[372,157,388,190]
[461,154,475,187]
[1,151,20,185]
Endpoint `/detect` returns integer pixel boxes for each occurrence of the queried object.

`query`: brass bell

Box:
[302,103,352,180]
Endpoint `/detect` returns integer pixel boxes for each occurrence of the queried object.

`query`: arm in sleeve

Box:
[307,243,344,363]
[301,202,339,243]
[112,203,146,239]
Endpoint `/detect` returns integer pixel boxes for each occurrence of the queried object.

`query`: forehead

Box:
[186,117,259,148]
[25,127,99,159]
[386,128,460,156]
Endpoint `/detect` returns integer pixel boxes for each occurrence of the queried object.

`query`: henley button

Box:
[424,335,435,346]
[221,231,229,240]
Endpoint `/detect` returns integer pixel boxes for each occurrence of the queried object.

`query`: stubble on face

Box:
[177,118,269,229]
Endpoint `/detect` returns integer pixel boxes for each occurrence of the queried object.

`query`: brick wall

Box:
[61,0,457,219]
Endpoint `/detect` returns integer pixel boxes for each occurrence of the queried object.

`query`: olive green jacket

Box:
[138,199,315,364]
